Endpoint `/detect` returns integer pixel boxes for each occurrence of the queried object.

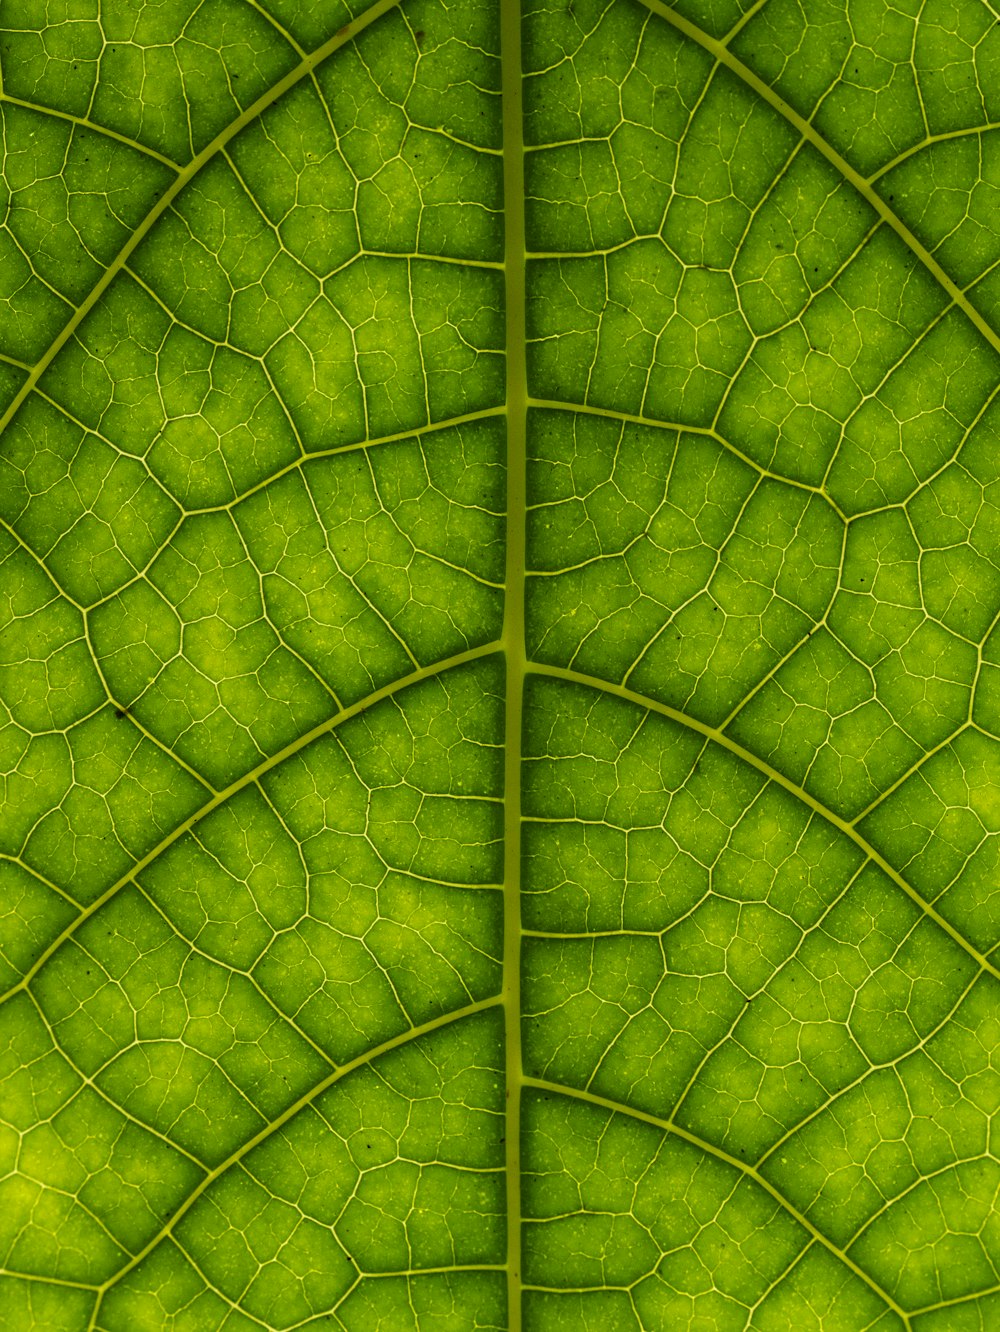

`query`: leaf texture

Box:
[1,0,999,1328]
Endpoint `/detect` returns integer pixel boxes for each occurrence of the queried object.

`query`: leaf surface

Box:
[1,0,999,1327]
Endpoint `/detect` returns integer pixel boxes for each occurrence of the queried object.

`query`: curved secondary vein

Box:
[528,397,847,516]
[640,0,1000,362]
[0,0,402,444]
[524,1075,910,1326]
[870,122,1000,183]
[0,641,502,1009]
[89,997,503,1321]
[0,92,184,171]
[529,662,1000,986]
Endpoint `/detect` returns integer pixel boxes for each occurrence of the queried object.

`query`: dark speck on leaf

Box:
[415,29,425,45]
[115,708,127,719]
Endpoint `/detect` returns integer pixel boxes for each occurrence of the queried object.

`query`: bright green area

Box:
[2,0,1000,1328]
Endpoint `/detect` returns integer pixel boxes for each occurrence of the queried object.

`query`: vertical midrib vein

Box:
[500,3,527,1328]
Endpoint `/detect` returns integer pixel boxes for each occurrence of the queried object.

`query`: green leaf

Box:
[1,0,999,1327]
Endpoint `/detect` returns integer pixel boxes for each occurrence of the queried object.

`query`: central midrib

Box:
[500,1,528,1326]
